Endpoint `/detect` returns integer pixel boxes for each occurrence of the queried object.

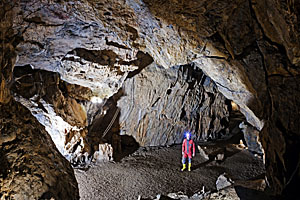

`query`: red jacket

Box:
[182,138,195,156]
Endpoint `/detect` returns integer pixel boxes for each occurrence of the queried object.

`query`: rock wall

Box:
[0,101,79,200]
[0,2,79,199]
[141,0,300,196]
[11,65,91,159]
[239,122,264,156]
[117,63,230,146]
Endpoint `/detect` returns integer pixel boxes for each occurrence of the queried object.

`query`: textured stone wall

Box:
[141,0,300,196]
[0,101,79,199]
[117,63,230,146]
[0,1,79,199]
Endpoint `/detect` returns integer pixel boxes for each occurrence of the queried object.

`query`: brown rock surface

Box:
[0,101,79,199]
[11,66,97,166]
[0,2,79,199]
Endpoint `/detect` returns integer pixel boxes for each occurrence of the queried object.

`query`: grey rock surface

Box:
[239,122,264,155]
[117,64,230,146]
[216,173,234,191]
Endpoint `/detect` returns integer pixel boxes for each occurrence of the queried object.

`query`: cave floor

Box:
[75,142,268,200]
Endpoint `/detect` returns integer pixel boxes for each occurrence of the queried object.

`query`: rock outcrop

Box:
[0,2,79,199]
[0,100,79,200]
[239,121,264,156]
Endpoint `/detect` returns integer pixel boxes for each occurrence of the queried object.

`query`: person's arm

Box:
[192,141,195,157]
[182,139,185,155]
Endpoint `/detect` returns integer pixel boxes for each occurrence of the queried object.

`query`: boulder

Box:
[239,122,264,156]
[216,173,234,191]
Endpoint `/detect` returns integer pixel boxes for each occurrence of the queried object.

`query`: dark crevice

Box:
[206,31,231,58]
[105,37,130,49]
[0,150,9,179]
[179,63,204,89]
[71,141,81,154]
[234,41,259,61]
[103,11,112,16]
[220,117,229,127]
[208,114,216,140]
[203,55,227,60]
[199,73,207,86]
[197,90,206,111]
[166,89,172,95]
[63,48,118,67]
[180,108,186,121]
[255,41,273,119]
[24,16,63,26]
[151,97,161,107]
[207,92,215,106]
[255,43,269,85]
[126,51,154,79]
[125,25,139,41]
[215,82,244,94]
[40,191,56,200]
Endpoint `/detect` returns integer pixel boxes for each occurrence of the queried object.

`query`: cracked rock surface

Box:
[117,63,230,146]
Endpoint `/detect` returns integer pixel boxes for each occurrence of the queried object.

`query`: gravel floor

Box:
[75,142,265,200]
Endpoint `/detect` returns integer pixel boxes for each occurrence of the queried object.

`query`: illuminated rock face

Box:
[117,63,230,146]
[1,0,300,197]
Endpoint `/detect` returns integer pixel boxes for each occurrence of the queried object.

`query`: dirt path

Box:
[75,143,265,200]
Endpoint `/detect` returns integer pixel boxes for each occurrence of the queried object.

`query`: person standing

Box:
[181,132,195,171]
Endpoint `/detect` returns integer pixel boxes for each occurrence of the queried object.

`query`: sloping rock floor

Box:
[75,140,269,200]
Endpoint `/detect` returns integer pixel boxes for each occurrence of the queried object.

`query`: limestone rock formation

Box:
[216,173,234,191]
[2,0,300,197]
[117,63,230,146]
[0,100,79,200]
[11,65,92,162]
[13,0,154,100]
[0,2,79,199]
[239,121,264,156]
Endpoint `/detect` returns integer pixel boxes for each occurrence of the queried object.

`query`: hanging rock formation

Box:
[1,0,299,197]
